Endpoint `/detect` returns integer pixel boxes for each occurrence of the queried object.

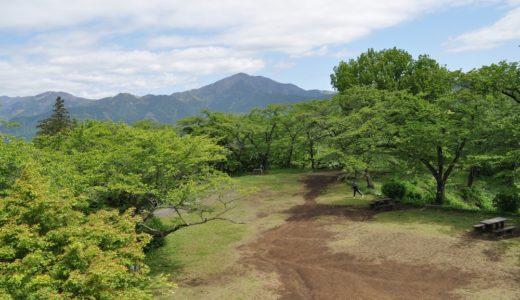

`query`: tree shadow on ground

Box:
[285,204,376,222]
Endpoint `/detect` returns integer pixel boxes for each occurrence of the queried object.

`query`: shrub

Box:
[381,182,407,200]
[492,193,520,213]
[406,191,423,202]
[461,187,485,208]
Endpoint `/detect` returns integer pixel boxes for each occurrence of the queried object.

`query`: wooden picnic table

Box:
[473,217,516,236]
[479,217,507,232]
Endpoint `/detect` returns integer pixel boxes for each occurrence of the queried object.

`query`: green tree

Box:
[36,121,245,239]
[330,49,482,204]
[466,61,520,188]
[36,96,73,136]
[245,105,284,170]
[0,140,163,299]
[277,105,307,167]
[331,87,396,188]
[330,47,413,93]
[178,111,253,172]
[378,90,488,205]
[293,101,333,169]
[331,48,457,101]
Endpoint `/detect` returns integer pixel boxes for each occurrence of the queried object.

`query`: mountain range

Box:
[0,73,334,138]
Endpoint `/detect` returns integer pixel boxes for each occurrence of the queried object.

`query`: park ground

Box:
[146,170,520,300]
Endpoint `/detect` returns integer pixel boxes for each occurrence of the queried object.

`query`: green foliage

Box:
[493,193,520,213]
[467,61,520,105]
[331,47,413,92]
[460,187,485,208]
[406,190,424,203]
[34,120,245,240]
[0,138,28,194]
[0,146,161,299]
[381,182,407,200]
[36,97,73,136]
[178,101,335,171]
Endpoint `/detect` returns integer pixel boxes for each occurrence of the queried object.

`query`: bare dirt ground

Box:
[239,172,510,300]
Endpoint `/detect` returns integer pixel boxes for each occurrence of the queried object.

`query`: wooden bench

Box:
[252,168,263,175]
[369,198,395,210]
[376,203,395,211]
[473,223,485,231]
[494,226,515,236]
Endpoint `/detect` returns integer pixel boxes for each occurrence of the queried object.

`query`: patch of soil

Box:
[240,172,472,300]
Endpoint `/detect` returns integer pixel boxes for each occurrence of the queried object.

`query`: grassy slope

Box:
[146,169,520,299]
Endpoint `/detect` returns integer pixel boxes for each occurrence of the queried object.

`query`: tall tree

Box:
[293,101,333,169]
[36,96,73,136]
[466,61,520,188]
[330,49,474,204]
[245,105,284,170]
[330,47,413,93]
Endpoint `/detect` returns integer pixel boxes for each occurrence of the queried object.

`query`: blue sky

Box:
[0,0,519,98]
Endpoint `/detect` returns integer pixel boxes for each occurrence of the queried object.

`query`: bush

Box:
[492,193,520,213]
[381,182,407,200]
[461,187,485,208]
[406,191,423,202]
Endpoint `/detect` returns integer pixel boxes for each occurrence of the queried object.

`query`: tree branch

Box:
[421,159,439,178]
[442,140,466,182]
[138,216,244,238]
[501,90,520,104]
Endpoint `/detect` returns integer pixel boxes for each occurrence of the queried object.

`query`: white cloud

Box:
[446,6,520,52]
[0,0,512,96]
[0,0,499,55]
[0,47,264,97]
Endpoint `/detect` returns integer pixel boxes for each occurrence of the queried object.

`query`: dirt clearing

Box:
[239,172,519,299]
[152,171,520,299]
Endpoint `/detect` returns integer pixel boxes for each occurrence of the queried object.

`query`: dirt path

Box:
[240,172,472,300]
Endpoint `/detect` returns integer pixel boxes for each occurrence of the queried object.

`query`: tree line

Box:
[179,48,519,206]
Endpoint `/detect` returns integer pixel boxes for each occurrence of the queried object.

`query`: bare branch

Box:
[173,207,188,225]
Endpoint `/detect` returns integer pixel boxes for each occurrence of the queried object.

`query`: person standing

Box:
[352,180,363,197]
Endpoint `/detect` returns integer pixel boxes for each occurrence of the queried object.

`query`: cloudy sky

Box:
[0,0,519,98]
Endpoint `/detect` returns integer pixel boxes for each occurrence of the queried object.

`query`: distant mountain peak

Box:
[229,72,250,78]
[114,92,140,98]
[35,91,75,100]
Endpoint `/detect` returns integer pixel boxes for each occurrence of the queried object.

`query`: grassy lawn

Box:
[373,209,520,234]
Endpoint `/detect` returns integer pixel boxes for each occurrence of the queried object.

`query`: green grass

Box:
[146,220,246,277]
[233,169,310,191]
[373,208,520,234]
[316,180,378,206]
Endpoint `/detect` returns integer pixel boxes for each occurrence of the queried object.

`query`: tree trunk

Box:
[285,138,295,167]
[260,155,268,171]
[364,168,375,189]
[309,142,315,170]
[467,166,478,188]
[435,178,445,205]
